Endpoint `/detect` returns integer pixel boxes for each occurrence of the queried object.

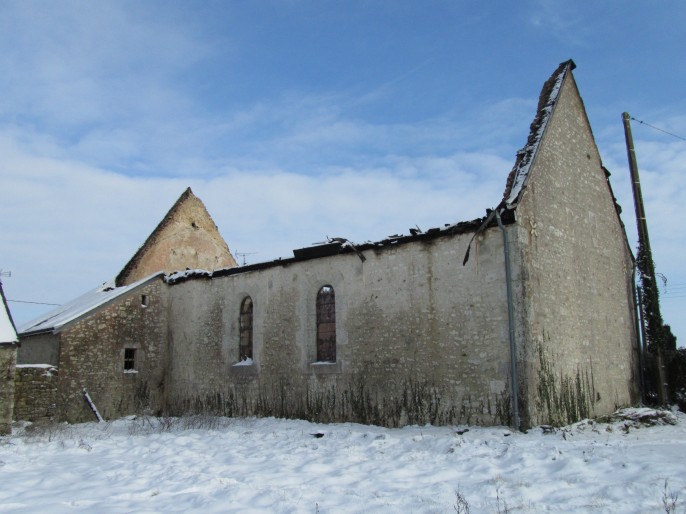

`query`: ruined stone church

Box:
[13,61,641,429]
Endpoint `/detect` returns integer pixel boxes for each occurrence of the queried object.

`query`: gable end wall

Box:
[513,73,639,427]
[117,192,236,286]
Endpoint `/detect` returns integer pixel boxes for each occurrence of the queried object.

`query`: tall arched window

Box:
[239,296,253,361]
[316,285,336,362]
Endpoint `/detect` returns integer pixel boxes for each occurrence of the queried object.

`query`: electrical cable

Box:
[7,299,61,306]
[630,116,686,141]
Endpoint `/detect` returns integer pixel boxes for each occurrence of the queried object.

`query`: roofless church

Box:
[11,61,640,430]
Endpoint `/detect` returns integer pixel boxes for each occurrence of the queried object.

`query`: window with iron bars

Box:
[124,348,137,371]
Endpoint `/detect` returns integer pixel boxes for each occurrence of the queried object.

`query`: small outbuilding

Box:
[0,280,19,435]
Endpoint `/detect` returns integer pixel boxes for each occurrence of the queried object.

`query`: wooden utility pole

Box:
[623,113,653,259]
[622,112,668,404]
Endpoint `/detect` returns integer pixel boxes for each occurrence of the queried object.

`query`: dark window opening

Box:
[316,285,336,362]
[124,348,136,371]
[239,296,253,361]
[141,294,148,307]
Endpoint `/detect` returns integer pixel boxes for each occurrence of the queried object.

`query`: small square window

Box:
[141,294,148,308]
[124,348,137,371]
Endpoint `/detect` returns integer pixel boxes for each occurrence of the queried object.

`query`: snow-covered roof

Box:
[501,60,575,209]
[18,273,164,337]
[0,281,18,344]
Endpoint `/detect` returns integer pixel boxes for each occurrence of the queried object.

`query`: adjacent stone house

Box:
[15,187,236,423]
[17,61,641,429]
[1,280,19,435]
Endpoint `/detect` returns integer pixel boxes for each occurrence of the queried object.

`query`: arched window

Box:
[239,296,253,361]
[316,285,336,362]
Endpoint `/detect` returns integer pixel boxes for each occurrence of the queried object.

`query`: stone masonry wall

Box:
[513,73,639,427]
[56,278,169,423]
[13,365,58,422]
[0,345,17,435]
[165,228,515,427]
[119,190,236,286]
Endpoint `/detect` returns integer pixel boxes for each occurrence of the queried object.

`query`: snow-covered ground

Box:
[1,409,684,513]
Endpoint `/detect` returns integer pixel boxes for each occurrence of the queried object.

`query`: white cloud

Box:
[0,2,203,117]
[0,0,212,175]
[528,0,585,41]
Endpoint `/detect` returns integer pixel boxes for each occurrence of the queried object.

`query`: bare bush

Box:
[127,413,232,435]
[662,479,679,514]
[22,421,74,443]
[453,487,470,514]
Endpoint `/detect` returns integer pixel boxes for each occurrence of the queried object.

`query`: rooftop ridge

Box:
[501,59,576,209]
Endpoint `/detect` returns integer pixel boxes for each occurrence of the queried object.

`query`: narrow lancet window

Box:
[316,285,336,362]
[239,296,253,361]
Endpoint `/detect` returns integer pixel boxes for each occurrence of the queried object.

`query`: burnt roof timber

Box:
[166,213,511,285]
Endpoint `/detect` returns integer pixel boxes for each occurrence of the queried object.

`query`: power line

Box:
[7,299,61,306]
[630,116,686,141]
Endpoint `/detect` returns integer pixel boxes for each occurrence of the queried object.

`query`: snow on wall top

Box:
[0,282,18,344]
[18,273,164,336]
[501,60,575,209]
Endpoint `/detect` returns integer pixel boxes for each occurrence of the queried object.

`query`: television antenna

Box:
[235,252,258,266]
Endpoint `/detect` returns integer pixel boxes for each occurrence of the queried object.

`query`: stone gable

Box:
[116,188,237,287]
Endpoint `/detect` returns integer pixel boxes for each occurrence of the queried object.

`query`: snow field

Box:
[0,410,685,513]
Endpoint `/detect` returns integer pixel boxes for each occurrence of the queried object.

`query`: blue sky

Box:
[1,1,685,345]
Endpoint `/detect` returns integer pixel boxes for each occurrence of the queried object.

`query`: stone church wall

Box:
[165,228,515,427]
[512,73,640,427]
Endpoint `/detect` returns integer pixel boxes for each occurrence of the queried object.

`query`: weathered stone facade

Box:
[19,277,170,423]
[56,279,169,422]
[116,187,237,287]
[508,69,639,426]
[13,366,58,422]
[0,345,17,434]
[164,227,513,426]
[16,62,640,429]
[1,281,18,435]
